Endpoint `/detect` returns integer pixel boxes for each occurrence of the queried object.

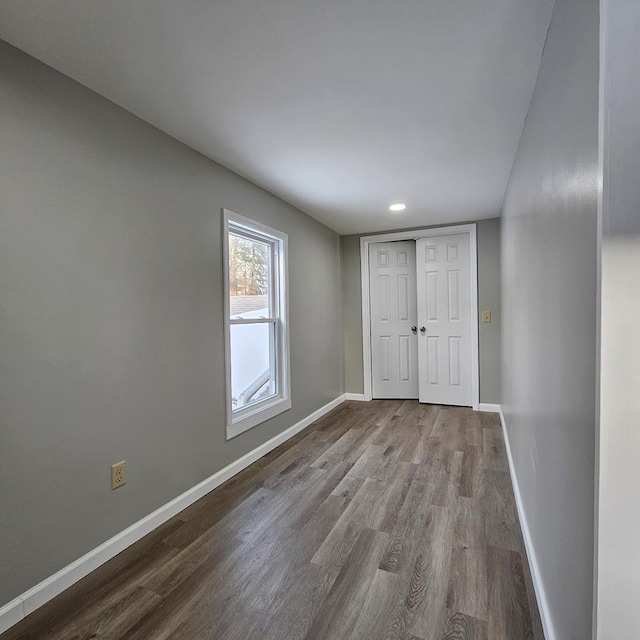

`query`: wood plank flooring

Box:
[1,401,545,640]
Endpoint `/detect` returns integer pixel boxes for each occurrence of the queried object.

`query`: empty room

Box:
[1,1,639,639]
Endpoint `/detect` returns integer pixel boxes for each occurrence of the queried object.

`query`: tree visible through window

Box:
[229,234,269,298]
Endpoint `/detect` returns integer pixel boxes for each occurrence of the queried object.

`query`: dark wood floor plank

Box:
[382,505,454,640]
[12,583,162,640]
[378,471,436,576]
[406,506,456,640]
[417,403,441,428]
[238,472,368,613]
[352,443,402,484]
[396,418,428,464]
[370,460,417,533]
[258,561,339,640]
[486,545,534,640]
[56,586,161,640]
[438,609,488,640]
[120,557,237,640]
[142,529,242,599]
[373,400,406,428]
[446,497,488,621]
[142,487,288,599]
[346,443,386,478]
[312,400,353,424]
[135,528,295,639]
[464,412,484,448]
[483,469,524,553]
[411,406,442,463]
[482,428,509,472]
[480,412,502,430]
[459,445,484,500]
[330,471,366,501]
[173,603,268,640]
[415,437,450,481]
[342,421,388,465]
[311,423,368,470]
[2,401,542,640]
[223,529,310,616]
[161,487,256,549]
[261,432,334,490]
[267,460,356,534]
[429,449,464,507]
[350,568,401,640]
[292,486,364,564]
[305,527,389,640]
[238,468,330,546]
[431,408,466,451]
[311,476,387,570]
[395,399,419,416]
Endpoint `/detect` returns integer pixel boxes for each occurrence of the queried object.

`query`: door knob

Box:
[420,326,426,333]
[411,326,417,333]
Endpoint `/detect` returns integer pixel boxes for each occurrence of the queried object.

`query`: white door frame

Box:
[360,224,480,410]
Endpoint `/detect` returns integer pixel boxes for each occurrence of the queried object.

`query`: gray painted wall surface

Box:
[341,234,366,394]
[596,0,640,636]
[0,41,342,605]
[476,218,502,405]
[500,0,599,637]
[341,219,501,404]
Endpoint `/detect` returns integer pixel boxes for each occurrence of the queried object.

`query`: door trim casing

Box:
[360,224,479,410]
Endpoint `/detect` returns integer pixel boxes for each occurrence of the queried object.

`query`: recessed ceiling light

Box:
[389,203,406,212]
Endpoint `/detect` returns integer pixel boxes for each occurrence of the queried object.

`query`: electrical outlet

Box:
[482,310,492,323]
[111,461,126,490]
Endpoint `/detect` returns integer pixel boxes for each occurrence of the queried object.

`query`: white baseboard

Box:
[345,393,367,401]
[479,403,501,413]
[0,394,348,635]
[0,599,24,635]
[498,406,557,640]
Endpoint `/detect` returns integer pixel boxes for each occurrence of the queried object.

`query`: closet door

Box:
[416,233,473,406]
[369,241,419,399]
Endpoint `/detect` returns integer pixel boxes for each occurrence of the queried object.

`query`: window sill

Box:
[226,396,292,439]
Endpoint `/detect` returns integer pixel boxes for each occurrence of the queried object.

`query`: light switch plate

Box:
[482,311,492,323]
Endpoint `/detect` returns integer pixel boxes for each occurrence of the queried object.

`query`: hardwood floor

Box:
[1,400,545,640]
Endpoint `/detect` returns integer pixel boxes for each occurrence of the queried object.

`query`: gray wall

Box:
[476,218,502,405]
[341,233,367,395]
[500,0,599,637]
[596,0,640,636]
[341,218,501,404]
[0,41,343,605]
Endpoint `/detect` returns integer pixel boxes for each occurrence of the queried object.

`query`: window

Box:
[223,209,290,438]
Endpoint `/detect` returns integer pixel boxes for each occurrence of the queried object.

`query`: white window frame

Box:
[222,209,291,439]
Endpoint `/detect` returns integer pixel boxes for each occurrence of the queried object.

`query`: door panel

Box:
[369,241,418,399]
[416,233,473,406]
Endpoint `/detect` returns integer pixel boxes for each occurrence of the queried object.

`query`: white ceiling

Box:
[0,0,554,234]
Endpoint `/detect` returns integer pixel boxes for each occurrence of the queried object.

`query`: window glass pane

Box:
[229,232,271,319]
[230,322,277,411]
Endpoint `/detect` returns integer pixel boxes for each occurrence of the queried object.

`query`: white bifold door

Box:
[416,233,472,406]
[369,233,474,407]
[369,242,419,399]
